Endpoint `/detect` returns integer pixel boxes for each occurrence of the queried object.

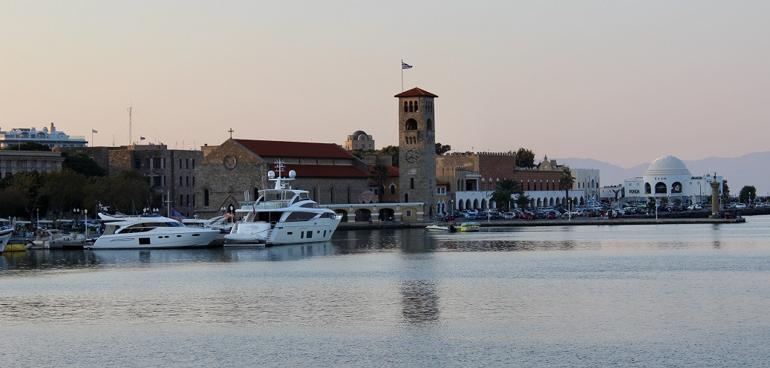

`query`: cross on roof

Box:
[228,128,234,139]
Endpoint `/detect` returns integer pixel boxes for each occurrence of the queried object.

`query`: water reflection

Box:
[400,280,440,324]
[0,242,337,272]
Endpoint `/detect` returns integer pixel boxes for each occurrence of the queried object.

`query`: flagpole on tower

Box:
[401,59,404,91]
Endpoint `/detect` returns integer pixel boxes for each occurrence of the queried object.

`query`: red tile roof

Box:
[234,139,354,160]
[387,166,399,177]
[368,165,399,177]
[285,164,368,178]
[394,87,438,98]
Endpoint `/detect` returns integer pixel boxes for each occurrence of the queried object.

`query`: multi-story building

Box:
[571,168,601,200]
[72,144,201,216]
[0,123,87,149]
[436,152,593,211]
[0,150,64,178]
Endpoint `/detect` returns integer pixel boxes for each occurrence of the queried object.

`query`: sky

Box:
[1,0,769,167]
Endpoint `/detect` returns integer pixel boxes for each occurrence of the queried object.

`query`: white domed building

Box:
[622,155,723,205]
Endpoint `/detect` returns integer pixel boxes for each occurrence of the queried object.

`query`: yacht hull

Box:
[226,218,341,246]
[89,230,219,249]
[0,229,13,253]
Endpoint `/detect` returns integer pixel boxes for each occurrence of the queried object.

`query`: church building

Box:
[195,138,370,218]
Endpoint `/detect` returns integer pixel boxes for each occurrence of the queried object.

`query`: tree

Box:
[83,171,153,214]
[559,168,575,210]
[379,146,399,166]
[515,148,535,168]
[63,151,106,177]
[369,164,390,203]
[516,193,530,210]
[739,185,757,204]
[0,186,29,217]
[491,179,522,212]
[2,172,45,219]
[38,170,88,217]
[435,143,451,155]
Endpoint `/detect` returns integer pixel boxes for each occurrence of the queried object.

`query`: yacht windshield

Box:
[117,221,182,233]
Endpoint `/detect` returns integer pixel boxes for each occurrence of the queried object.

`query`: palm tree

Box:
[559,168,575,210]
[515,192,530,210]
[491,179,522,212]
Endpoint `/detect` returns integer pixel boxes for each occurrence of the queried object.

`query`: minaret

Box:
[395,87,438,218]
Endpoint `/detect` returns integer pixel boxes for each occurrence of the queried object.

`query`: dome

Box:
[645,155,691,177]
[352,130,367,136]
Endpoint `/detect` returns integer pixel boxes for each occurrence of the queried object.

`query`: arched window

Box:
[405,119,418,130]
[671,182,683,194]
[408,101,413,112]
[403,101,408,112]
[203,189,210,207]
[389,184,396,195]
[414,100,419,112]
[410,178,414,190]
[426,119,433,131]
[645,183,651,194]
[655,182,667,194]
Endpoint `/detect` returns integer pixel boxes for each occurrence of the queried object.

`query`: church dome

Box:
[645,155,691,177]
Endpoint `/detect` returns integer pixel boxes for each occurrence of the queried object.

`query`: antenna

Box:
[127,105,133,145]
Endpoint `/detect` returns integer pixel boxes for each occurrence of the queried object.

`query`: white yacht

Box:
[89,215,219,249]
[0,227,13,252]
[225,161,342,246]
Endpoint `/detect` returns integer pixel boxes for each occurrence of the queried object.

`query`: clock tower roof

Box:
[394,87,438,98]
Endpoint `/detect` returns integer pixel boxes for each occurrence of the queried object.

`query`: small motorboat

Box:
[425,224,449,232]
[425,224,458,233]
[27,229,87,249]
[457,222,481,232]
[0,227,16,253]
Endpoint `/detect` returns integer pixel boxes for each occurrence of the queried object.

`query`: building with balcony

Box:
[0,123,87,149]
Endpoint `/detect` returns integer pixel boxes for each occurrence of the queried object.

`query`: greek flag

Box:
[91,129,98,133]
[401,61,413,70]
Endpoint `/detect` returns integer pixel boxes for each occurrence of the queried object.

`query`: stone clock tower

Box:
[395,87,437,218]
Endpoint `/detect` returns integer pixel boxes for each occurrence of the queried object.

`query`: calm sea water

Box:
[2,216,770,367]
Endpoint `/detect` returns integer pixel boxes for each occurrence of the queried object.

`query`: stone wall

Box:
[195,140,264,218]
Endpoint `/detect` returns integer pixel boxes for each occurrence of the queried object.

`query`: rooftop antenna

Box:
[127,105,133,145]
[267,159,296,190]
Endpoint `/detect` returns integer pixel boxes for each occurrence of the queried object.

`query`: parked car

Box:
[502,212,516,220]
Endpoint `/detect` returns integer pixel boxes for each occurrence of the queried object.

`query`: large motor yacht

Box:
[225,161,342,246]
[0,226,13,252]
[89,215,219,249]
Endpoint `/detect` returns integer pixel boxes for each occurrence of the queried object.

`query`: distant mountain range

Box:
[558,151,770,194]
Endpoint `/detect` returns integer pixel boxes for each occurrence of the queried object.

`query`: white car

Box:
[687,204,703,210]
[735,203,747,209]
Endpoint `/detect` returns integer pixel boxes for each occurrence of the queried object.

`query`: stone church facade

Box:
[195,138,371,218]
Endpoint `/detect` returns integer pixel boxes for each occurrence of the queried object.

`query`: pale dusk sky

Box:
[1,0,769,166]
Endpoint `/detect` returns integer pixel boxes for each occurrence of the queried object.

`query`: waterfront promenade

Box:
[338,216,746,231]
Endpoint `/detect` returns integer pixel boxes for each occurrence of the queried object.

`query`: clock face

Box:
[405,149,420,163]
[223,155,237,170]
